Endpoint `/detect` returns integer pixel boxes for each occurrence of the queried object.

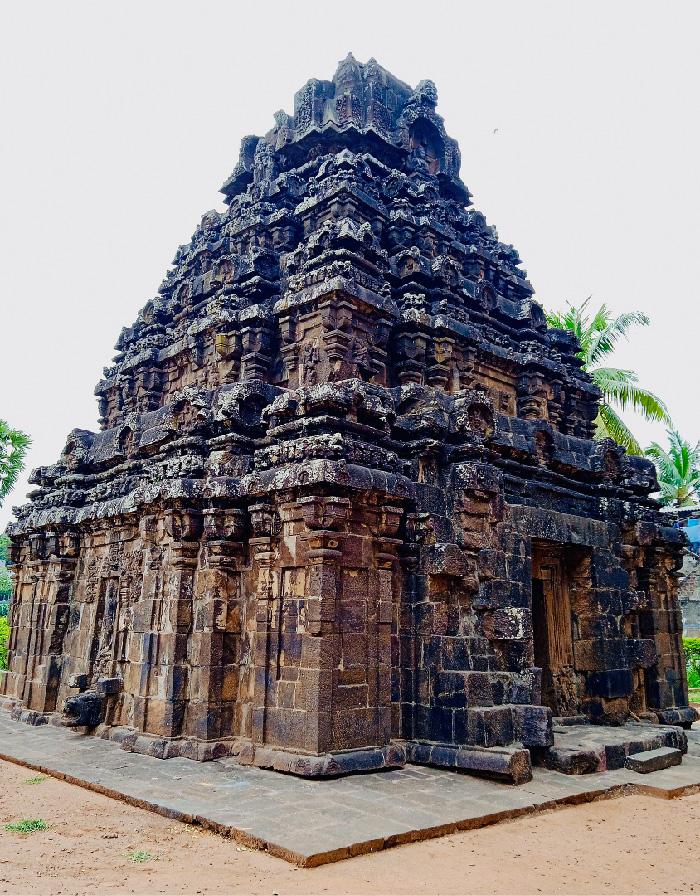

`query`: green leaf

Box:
[0,420,31,508]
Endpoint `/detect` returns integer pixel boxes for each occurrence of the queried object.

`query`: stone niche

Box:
[2,55,696,783]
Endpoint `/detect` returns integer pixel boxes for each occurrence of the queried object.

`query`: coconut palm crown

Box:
[545,298,671,455]
[645,430,700,508]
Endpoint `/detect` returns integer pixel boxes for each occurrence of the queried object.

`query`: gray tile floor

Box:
[0,712,698,866]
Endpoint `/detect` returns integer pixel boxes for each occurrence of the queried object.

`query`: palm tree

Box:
[0,420,30,508]
[645,430,700,508]
[545,298,671,454]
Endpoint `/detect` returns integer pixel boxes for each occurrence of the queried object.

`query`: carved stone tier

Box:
[3,56,695,781]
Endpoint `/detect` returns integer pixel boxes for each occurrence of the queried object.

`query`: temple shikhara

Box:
[3,57,696,783]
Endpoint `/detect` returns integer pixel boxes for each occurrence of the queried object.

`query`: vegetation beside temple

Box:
[545,299,670,455]
[646,431,700,508]
[0,420,30,506]
[0,535,9,670]
[684,638,700,690]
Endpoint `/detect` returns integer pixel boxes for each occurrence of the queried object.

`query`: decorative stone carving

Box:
[2,56,695,780]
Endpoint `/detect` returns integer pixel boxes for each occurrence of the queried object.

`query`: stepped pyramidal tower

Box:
[3,56,696,783]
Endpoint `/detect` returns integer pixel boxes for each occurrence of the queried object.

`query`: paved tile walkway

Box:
[0,712,698,866]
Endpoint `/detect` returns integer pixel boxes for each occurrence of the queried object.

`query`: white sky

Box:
[1,0,698,530]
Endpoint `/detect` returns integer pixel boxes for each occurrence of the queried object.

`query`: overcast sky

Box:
[1,1,698,530]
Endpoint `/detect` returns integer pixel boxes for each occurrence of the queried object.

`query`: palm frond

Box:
[0,421,31,506]
[546,298,670,455]
[592,368,671,424]
[595,404,642,455]
[587,310,650,365]
[545,297,592,361]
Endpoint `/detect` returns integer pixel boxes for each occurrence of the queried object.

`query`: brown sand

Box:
[0,757,697,896]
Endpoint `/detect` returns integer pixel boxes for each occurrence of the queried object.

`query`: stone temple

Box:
[3,56,696,783]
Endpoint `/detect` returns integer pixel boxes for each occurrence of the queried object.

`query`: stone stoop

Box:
[537,722,687,775]
[624,747,683,773]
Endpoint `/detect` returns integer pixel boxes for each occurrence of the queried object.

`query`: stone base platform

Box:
[1,710,699,867]
[2,698,531,783]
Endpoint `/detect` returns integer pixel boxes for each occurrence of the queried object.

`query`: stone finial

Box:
[415,79,438,107]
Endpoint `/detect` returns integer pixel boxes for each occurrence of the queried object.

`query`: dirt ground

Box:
[0,757,698,896]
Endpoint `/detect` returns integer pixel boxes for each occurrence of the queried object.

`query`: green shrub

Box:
[4,819,48,834]
[0,536,13,608]
[684,637,700,689]
[0,569,12,603]
[0,615,9,671]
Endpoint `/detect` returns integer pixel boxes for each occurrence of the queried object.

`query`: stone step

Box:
[536,722,688,775]
[624,747,682,774]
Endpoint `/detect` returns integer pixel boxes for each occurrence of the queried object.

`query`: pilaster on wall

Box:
[250,499,282,746]
[619,520,689,718]
[1,530,79,713]
[128,508,201,739]
[645,543,688,711]
[185,508,246,742]
[363,501,402,750]
[249,492,403,759]
[298,514,345,754]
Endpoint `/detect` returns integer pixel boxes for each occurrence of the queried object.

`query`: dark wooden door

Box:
[532,545,576,715]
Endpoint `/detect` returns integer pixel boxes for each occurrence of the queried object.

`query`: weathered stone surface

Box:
[543,746,600,776]
[1,56,697,780]
[625,747,683,774]
[406,740,532,784]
